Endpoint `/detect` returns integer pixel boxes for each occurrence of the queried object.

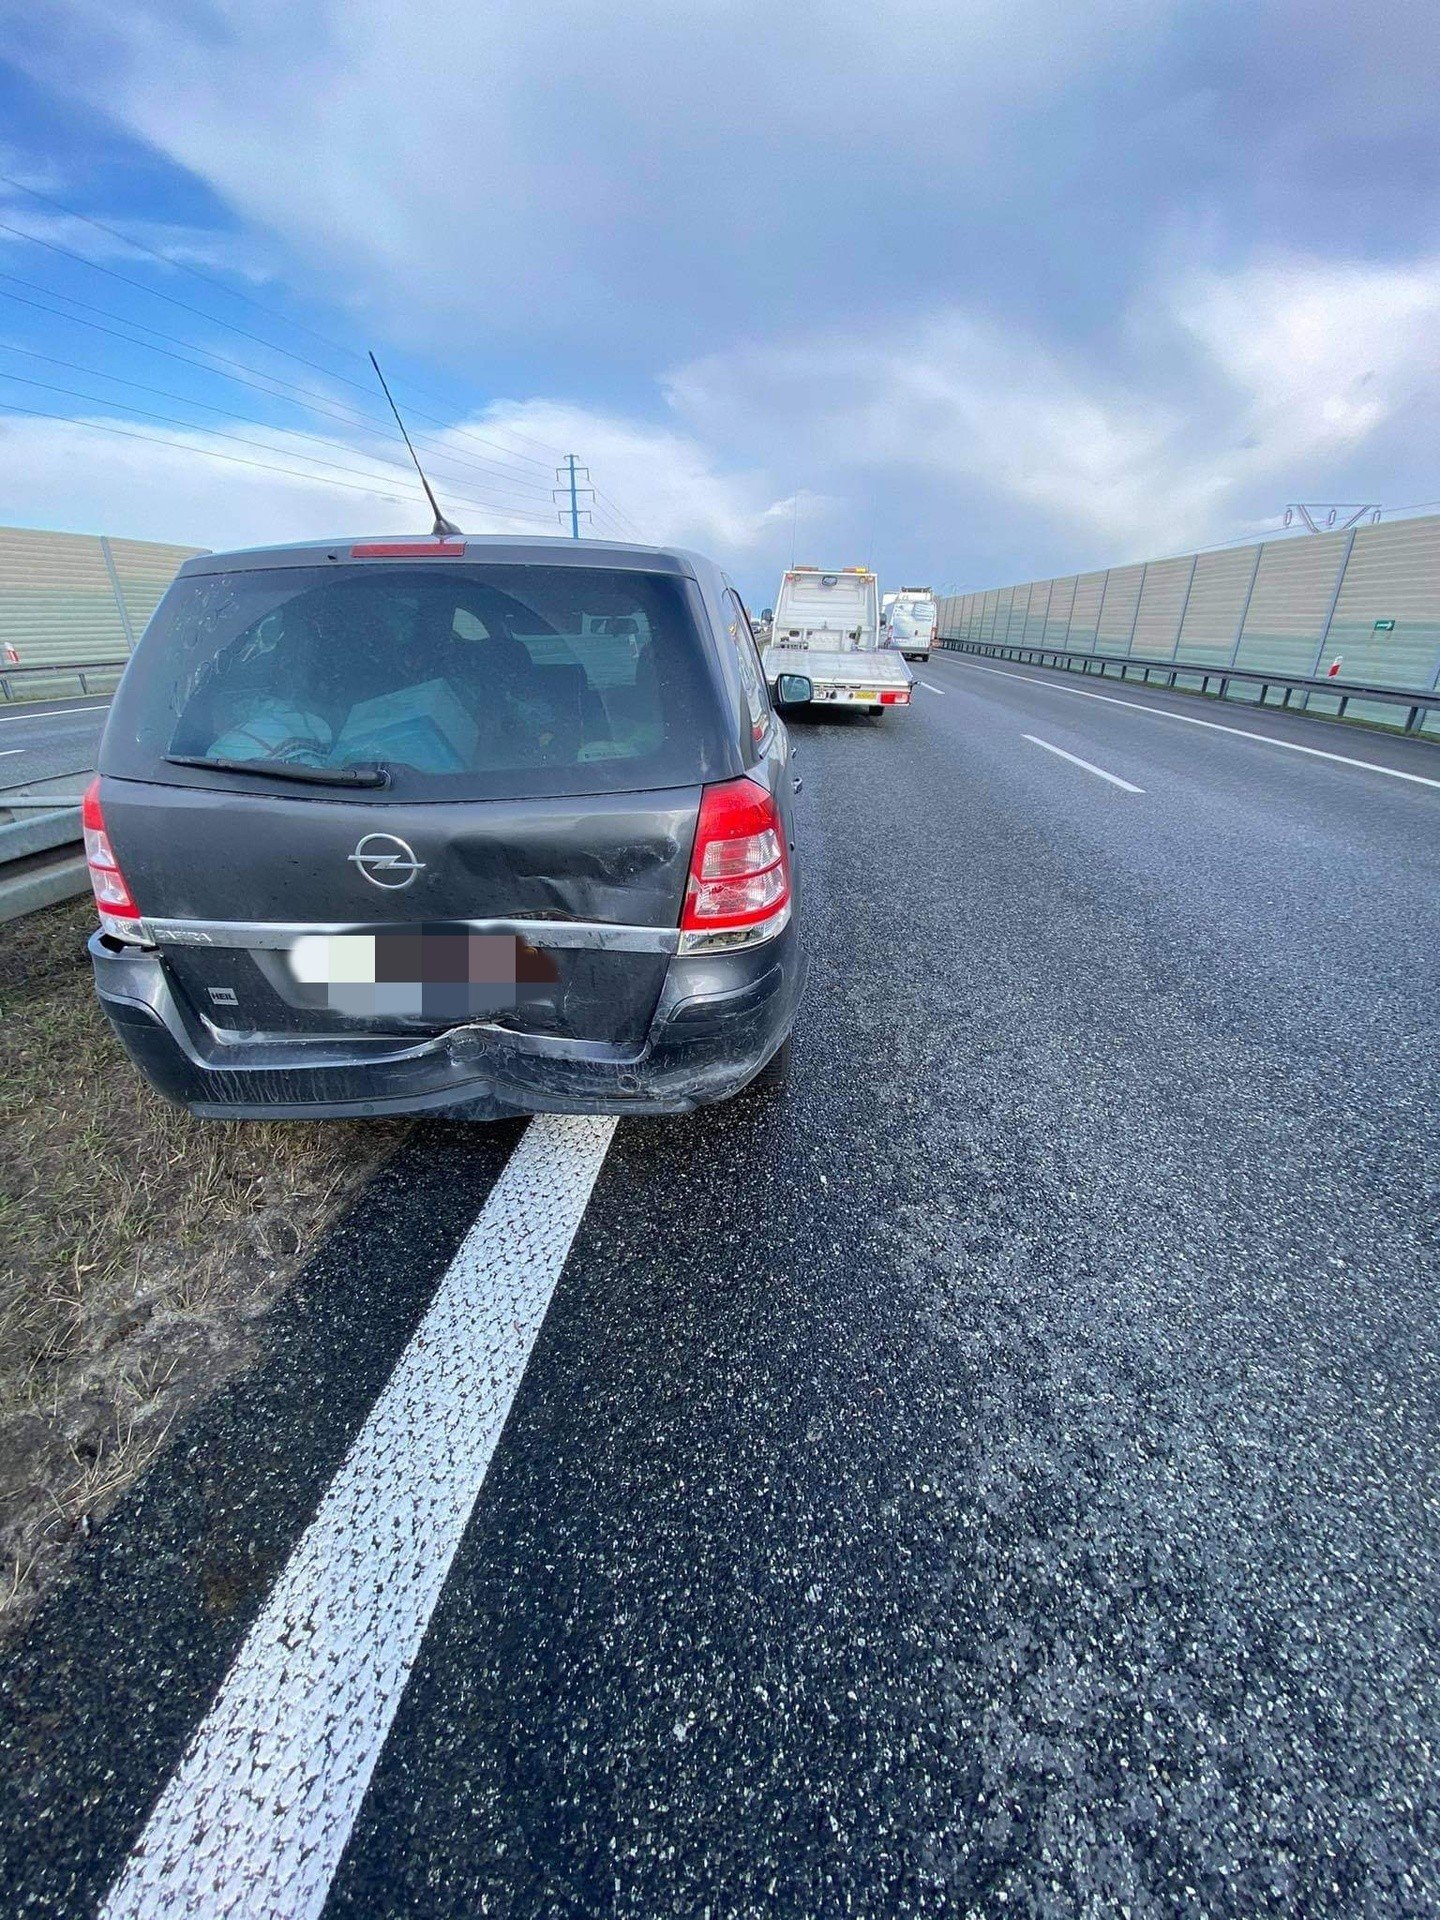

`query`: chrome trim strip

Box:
[143,915,681,956]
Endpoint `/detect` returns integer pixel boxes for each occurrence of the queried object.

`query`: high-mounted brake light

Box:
[348,541,466,559]
[680,777,791,953]
[83,777,144,940]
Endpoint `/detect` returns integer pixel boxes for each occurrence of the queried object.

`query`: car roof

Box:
[175,533,710,579]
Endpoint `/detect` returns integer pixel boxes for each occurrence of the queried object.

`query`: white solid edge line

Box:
[918,680,945,696]
[0,704,107,724]
[1022,733,1144,793]
[101,1112,619,1920]
[955,658,1440,792]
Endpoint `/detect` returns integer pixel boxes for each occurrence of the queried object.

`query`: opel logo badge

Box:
[349,832,425,890]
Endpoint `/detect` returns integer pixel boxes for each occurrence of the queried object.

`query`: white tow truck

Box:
[763,566,913,715]
[881,587,938,662]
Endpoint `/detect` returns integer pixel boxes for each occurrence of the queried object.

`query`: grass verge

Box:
[0,899,409,1638]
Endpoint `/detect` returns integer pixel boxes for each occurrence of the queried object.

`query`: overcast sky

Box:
[0,0,1437,601]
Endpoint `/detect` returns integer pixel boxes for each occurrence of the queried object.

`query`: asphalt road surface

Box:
[2,658,1437,1918]
[0,694,109,795]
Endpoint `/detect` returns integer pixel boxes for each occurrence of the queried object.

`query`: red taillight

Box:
[83,776,142,936]
[680,777,790,949]
[879,688,911,705]
[349,541,466,559]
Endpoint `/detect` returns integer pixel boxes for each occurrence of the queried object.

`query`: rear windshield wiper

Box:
[165,754,390,789]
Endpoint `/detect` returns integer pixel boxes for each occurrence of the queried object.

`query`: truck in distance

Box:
[881,587,938,662]
[763,566,912,716]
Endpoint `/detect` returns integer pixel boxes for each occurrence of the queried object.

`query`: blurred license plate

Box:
[288,930,559,1018]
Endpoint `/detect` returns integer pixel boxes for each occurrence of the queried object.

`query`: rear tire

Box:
[750,1034,792,1093]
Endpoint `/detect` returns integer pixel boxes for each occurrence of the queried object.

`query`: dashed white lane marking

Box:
[957,659,1440,792]
[101,1113,618,1920]
[0,747,21,757]
[1023,733,1144,793]
[919,680,945,696]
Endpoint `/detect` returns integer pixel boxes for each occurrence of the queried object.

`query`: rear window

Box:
[103,564,729,800]
[891,601,935,629]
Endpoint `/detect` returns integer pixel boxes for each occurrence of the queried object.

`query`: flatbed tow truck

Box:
[763,565,913,714]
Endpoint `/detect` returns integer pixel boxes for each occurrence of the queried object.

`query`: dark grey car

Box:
[84,536,807,1119]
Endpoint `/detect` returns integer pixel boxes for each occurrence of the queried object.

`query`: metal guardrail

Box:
[1,658,125,701]
[0,796,89,922]
[0,664,107,912]
[935,638,1440,733]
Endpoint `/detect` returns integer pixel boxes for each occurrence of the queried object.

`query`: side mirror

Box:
[773,673,813,706]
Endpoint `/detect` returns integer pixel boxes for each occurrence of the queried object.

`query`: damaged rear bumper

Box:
[89,927,801,1120]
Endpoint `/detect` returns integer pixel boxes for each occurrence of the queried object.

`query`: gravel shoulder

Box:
[0,898,408,1636]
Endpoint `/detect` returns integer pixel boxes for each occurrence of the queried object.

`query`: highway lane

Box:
[1,670,1437,1918]
[924,646,1440,786]
[0,695,109,793]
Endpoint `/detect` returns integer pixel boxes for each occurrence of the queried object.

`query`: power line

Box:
[0,366,560,515]
[0,276,558,497]
[0,187,646,531]
[374,400,558,477]
[0,368,414,488]
[0,170,367,361]
[584,490,629,535]
[374,388,569,469]
[591,486,646,541]
[461,413,569,462]
[0,171,576,470]
[0,191,643,533]
[0,400,409,503]
[0,217,558,479]
[1379,497,1440,517]
[0,215,378,394]
[0,400,557,526]
[591,504,645,546]
[0,342,557,511]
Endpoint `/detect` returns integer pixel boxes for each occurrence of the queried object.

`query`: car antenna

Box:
[367,350,462,536]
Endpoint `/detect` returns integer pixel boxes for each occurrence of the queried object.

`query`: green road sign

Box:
[1373,618,1396,630]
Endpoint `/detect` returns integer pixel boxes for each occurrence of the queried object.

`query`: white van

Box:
[881,588,937,663]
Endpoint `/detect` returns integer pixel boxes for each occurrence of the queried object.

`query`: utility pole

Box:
[554,455,594,539]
